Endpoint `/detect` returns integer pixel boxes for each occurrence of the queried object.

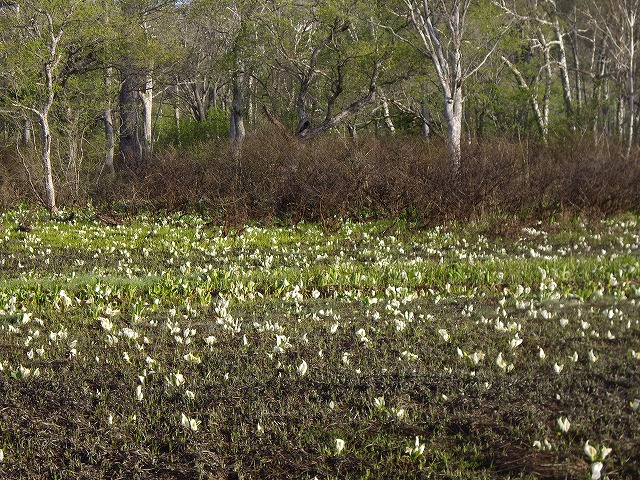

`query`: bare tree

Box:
[174,5,230,122]
[291,22,382,140]
[588,0,639,151]
[117,0,175,172]
[264,4,384,140]
[4,1,84,212]
[495,0,576,122]
[390,0,508,176]
[501,26,555,142]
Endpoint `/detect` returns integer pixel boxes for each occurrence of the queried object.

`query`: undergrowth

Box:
[1,132,638,225]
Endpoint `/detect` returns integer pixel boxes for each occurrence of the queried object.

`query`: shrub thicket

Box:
[1,131,639,222]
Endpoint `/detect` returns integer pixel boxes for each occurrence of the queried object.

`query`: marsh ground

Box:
[0,209,638,479]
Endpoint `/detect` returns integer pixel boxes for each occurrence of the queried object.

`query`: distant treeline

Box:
[0,1,639,214]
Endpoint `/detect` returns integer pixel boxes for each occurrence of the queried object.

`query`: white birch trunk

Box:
[421,99,431,139]
[39,113,57,213]
[104,104,115,174]
[380,89,396,134]
[552,15,573,117]
[174,81,181,145]
[39,9,65,213]
[102,5,114,173]
[403,0,486,177]
[104,66,114,173]
[443,86,463,176]
[41,57,57,212]
[141,72,153,159]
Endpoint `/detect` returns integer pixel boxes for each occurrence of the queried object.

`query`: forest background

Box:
[0,0,639,222]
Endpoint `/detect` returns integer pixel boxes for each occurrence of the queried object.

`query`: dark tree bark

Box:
[119,70,144,171]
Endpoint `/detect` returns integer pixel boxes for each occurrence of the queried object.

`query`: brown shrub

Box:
[2,129,639,222]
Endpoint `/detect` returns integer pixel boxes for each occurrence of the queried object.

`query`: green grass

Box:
[0,209,638,478]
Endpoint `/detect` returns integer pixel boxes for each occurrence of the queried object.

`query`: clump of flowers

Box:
[406,436,425,459]
[180,413,200,432]
[584,441,612,480]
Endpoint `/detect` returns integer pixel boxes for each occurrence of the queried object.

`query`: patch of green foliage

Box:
[155,107,230,148]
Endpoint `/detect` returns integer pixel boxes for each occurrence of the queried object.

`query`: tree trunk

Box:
[617,94,625,140]
[627,20,635,152]
[104,102,115,174]
[247,75,254,125]
[41,29,59,213]
[192,79,208,121]
[65,106,80,175]
[141,72,153,159]
[174,81,181,145]
[571,9,584,113]
[379,89,395,134]
[119,71,143,172]
[22,116,32,147]
[230,70,245,152]
[39,113,57,213]
[553,18,573,117]
[104,68,115,173]
[421,99,431,139]
[444,87,463,177]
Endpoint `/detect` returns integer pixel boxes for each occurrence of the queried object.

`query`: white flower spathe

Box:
[470,351,485,365]
[99,317,114,331]
[556,417,570,433]
[183,352,201,364]
[297,360,308,377]
[496,352,507,370]
[355,328,368,343]
[584,440,597,462]
[166,372,185,388]
[438,329,450,342]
